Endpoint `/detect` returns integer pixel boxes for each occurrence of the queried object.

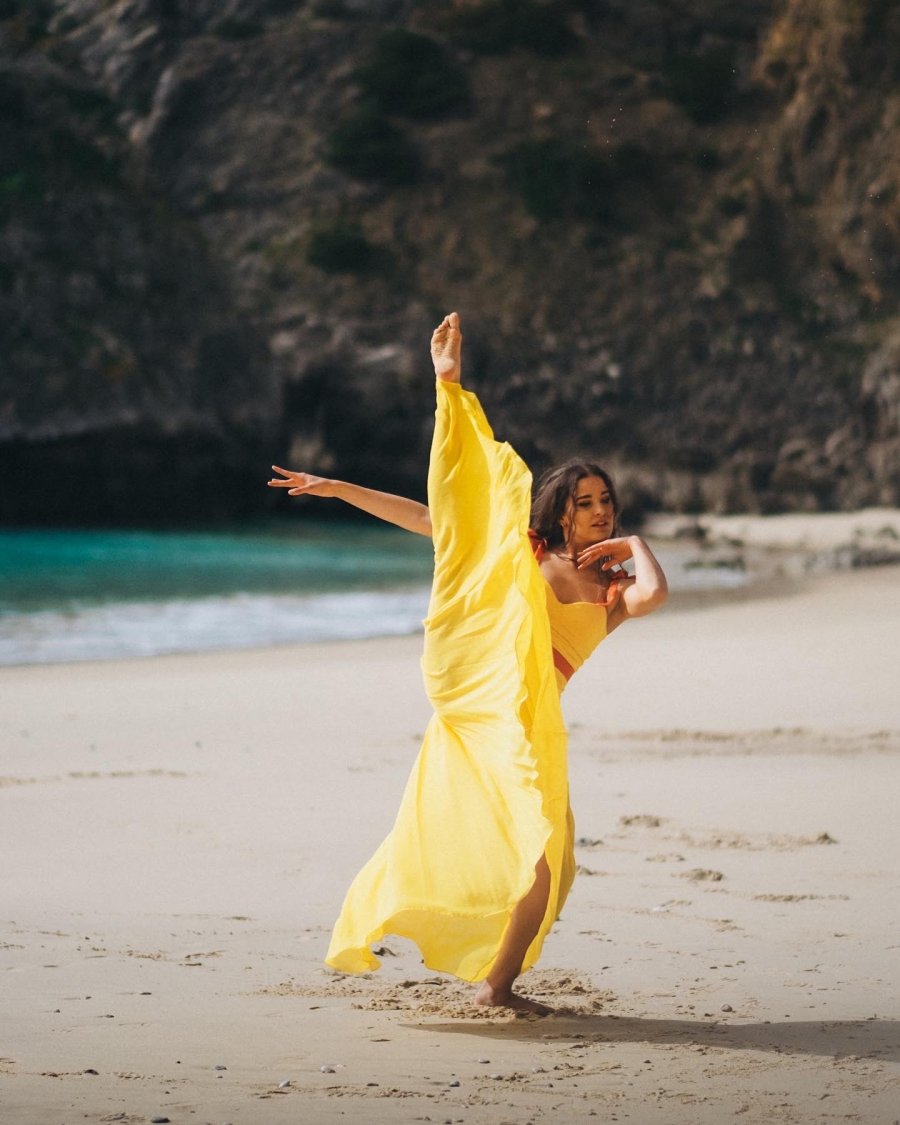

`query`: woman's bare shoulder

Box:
[538,552,566,582]
[539,553,581,601]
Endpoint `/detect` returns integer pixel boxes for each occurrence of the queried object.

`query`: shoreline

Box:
[3,506,900,669]
[0,553,889,670]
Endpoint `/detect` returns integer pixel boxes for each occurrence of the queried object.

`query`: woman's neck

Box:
[555,537,598,561]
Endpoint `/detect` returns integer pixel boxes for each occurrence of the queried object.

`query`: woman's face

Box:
[562,475,616,548]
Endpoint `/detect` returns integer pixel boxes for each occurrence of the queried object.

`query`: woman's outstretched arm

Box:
[268,467,433,538]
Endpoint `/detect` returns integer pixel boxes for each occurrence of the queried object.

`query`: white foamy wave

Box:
[0,587,432,666]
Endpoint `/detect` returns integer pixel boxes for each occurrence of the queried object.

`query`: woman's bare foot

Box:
[474,980,553,1016]
[431,312,462,383]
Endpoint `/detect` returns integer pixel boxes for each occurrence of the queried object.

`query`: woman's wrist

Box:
[622,534,641,557]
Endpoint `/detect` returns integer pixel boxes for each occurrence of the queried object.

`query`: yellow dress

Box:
[325,380,608,982]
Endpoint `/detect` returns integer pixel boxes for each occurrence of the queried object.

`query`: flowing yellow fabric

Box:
[325,380,605,983]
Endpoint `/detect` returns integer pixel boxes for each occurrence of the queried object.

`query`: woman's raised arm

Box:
[268,467,433,538]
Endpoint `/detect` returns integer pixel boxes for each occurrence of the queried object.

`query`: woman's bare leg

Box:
[474,855,553,1015]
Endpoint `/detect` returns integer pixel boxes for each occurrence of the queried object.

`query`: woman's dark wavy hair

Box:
[530,459,620,549]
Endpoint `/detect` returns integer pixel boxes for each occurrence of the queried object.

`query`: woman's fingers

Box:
[268,467,333,497]
[269,466,315,487]
[577,537,633,569]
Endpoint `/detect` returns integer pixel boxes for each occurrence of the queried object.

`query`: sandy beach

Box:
[2,554,900,1124]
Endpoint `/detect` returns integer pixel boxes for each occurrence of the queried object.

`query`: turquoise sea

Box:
[0,523,748,665]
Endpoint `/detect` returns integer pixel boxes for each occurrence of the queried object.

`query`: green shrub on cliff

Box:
[355,29,471,119]
[664,46,738,124]
[307,223,378,273]
[500,139,608,223]
[501,138,663,224]
[324,109,420,185]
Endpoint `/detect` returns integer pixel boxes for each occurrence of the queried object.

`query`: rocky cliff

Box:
[1,0,898,524]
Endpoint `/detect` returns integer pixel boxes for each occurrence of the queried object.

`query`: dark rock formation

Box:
[1,0,897,524]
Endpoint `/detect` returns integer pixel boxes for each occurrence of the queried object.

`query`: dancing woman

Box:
[269,313,667,1013]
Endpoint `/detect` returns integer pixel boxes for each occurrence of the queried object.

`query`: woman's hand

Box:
[576,536,634,573]
[575,534,668,629]
[431,311,462,383]
[268,466,339,497]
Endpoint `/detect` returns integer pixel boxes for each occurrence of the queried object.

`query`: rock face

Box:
[1,0,897,523]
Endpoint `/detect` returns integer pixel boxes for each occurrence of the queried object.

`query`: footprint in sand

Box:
[620,814,665,828]
[678,868,725,882]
